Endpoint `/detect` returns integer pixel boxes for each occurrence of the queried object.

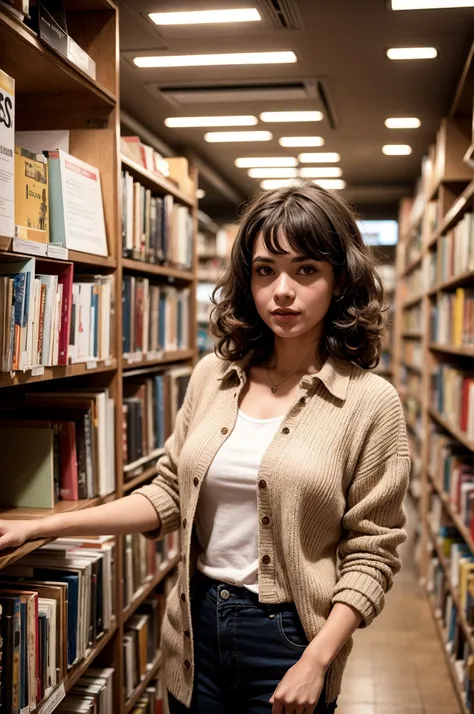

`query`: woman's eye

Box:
[298,265,317,276]
[256,266,274,276]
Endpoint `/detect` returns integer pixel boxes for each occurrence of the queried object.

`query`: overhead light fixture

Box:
[196,189,206,199]
[382,144,412,155]
[391,0,474,9]
[385,117,421,129]
[313,179,346,190]
[133,51,297,68]
[204,131,273,142]
[386,47,438,60]
[165,116,257,128]
[248,168,298,179]
[279,136,325,147]
[260,179,299,190]
[300,167,343,178]
[149,8,262,24]
[235,157,298,167]
[298,152,340,163]
[260,111,323,123]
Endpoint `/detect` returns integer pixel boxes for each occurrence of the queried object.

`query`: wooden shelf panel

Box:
[124,651,162,714]
[122,349,195,373]
[123,464,160,493]
[121,156,195,208]
[0,238,117,270]
[123,554,181,622]
[402,332,423,339]
[403,362,422,374]
[428,474,474,556]
[122,258,194,283]
[401,254,423,278]
[429,408,474,453]
[428,269,474,296]
[0,358,117,389]
[403,295,423,309]
[430,343,474,358]
[0,10,116,108]
[428,178,474,249]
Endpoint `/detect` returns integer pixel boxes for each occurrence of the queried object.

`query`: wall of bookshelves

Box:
[394,43,474,714]
[0,2,197,712]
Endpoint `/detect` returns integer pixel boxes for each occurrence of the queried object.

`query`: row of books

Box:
[129,675,167,714]
[121,137,170,182]
[122,172,193,268]
[431,288,474,347]
[432,365,474,442]
[56,667,114,714]
[403,303,423,333]
[122,279,190,359]
[0,536,115,712]
[123,368,191,467]
[405,266,423,302]
[438,213,474,285]
[123,531,179,610]
[0,257,114,373]
[403,340,422,368]
[0,387,116,507]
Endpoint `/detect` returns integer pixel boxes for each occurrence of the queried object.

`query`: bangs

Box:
[256,199,346,267]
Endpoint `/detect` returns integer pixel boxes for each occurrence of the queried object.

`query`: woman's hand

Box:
[269,656,325,714]
[0,519,36,550]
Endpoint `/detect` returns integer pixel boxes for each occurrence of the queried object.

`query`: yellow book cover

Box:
[453,288,465,347]
[459,558,474,611]
[14,146,49,243]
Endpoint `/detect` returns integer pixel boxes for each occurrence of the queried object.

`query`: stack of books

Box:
[56,667,114,714]
[432,365,474,440]
[439,213,474,284]
[69,275,115,364]
[123,531,179,610]
[129,675,166,714]
[431,288,474,347]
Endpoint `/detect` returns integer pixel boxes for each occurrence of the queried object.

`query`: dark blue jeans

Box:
[168,572,337,713]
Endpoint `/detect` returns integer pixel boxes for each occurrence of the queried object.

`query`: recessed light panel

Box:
[235,157,298,167]
[385,118,421,129]
[204,131,273,142]
[279,137,325,147]
[387,47,438,60]
[382,144,412,155]
[248,168,298,178]
[133,51,297,68]
[149,9,262,25]
[260,111,323,122]
[165,116,257,128]
[314,179,346,190]
[391,0,474,9]
[300,167,343,178]
[260,179,299,190]
[298,152,340,163]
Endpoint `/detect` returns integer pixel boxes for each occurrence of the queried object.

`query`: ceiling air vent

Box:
[156,81,317,107]
[258,0,301,30]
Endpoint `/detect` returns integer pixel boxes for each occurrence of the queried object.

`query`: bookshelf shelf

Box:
[429,343,474,357]
[121,155,196,208]
[124,650,162,714]
[403,295,423,309]
[123,464,159,493]
[429,408,474,453]
[0,358,117,389]
[122,258,194,283]
[402,332,422,339]
[427,178,474,250]
[428,269,474,296]
[122,349,195,373]
[428,474,474,555]
[403,362,422,374]
[401,254,423,278]
[123,554,181,622]
[0,9,116,110]
[123,448,165,476]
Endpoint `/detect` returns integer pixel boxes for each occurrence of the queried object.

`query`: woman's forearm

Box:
[302,603,362,671]
[29,494,160,540]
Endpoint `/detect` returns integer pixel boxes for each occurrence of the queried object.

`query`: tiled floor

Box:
[338,502,460,714]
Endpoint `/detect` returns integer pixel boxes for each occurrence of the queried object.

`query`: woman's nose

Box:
[273,273,295,300]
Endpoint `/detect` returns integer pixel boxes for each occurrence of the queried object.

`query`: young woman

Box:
[0,182,409,714]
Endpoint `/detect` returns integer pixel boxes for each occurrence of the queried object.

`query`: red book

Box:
[461,378,474,433]
[57,421,79,500]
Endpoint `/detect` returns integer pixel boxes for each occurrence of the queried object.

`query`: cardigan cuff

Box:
[133,484,180,540]
[331,570,385,627]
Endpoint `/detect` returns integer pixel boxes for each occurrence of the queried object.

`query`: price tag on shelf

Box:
[38,682,66,714]
[31,366,45,377]
[86,359,98,370]
[12,236,48,257]
[47,244,69,261]
[127,353,141,364]
[104,357,112,366]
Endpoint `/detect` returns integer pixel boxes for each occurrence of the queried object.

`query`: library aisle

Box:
[339,500,459,714]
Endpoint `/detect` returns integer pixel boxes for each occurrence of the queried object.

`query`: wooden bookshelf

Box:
[430,343,474,358]
[429,408,474,453]
[0,3,197,710]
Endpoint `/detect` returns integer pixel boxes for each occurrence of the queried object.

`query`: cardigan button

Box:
[299,396,306,405]
[261,516,270,526]
[193,477,199,487]
[282,427,290,435]
[183,660,191,669]
[221,426,229,435]
[182,518,187,529]
[181,592,186,603]
[184,629,190,639]
[261,554,271,565]
[258,479,267,489]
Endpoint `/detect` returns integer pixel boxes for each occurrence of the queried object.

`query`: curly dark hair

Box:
[210,180,385,370]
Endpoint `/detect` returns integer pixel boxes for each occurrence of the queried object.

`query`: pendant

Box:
[271,386,278,393]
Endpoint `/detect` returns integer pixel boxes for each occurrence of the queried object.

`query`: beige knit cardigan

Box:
[135,352,410,707]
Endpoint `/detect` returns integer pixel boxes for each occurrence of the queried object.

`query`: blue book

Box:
[33,569,79,667]
[154,375,165,448]
[159,293,166,350]
[92,286,99,358]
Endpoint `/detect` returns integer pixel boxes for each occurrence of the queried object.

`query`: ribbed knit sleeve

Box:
[332,385,410,626]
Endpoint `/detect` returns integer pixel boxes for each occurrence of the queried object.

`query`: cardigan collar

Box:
[220,352,351,401]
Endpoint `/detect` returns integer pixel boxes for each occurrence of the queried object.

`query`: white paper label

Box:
[31,366,45,376]
[86,359,98,370]
[12,236,48,257]
[104,357,112,366]
[38,682,66,714]
[47,244,68,260]
[127,353,141,364]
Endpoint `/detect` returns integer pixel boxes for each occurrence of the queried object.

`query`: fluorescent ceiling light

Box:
[385,117,421,129]
[204,131,273,143]
[260,111,323,123]
[300,167,343,178]
[279,136,325,147]
[133,51,297,68]
[382,144,412,155]
[298,152,340,163]
[165,115,257,128]
[386,47,438,60]
[260,179,299,190]
[149,8,261,24]
[235,157,298,168]
[248,168,298,178]
[391,0,474,9]
[314,179,346,190]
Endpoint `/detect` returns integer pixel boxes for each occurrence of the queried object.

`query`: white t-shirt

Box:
[195,409,283,593]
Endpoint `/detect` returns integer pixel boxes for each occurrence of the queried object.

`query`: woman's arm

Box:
[0,494,160,550]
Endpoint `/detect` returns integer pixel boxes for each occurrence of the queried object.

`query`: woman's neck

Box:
[270,335,322,377]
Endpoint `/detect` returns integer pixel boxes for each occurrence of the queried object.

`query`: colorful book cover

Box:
[14,147,49,243]
[0,69,14,240]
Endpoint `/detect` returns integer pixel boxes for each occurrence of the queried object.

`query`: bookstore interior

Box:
[0,0,473,713]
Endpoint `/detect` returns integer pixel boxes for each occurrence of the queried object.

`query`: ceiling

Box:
[117,0,474,220]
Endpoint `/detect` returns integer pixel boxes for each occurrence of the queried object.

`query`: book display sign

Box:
[49,149,108,256]
[0,68,14,239]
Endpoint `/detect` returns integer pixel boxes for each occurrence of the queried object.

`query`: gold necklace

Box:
[266,365,300,393]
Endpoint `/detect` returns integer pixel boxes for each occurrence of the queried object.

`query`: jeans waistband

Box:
[193,571,297,613]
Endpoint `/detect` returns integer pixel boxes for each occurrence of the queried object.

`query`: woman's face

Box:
[250,232,337,341]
